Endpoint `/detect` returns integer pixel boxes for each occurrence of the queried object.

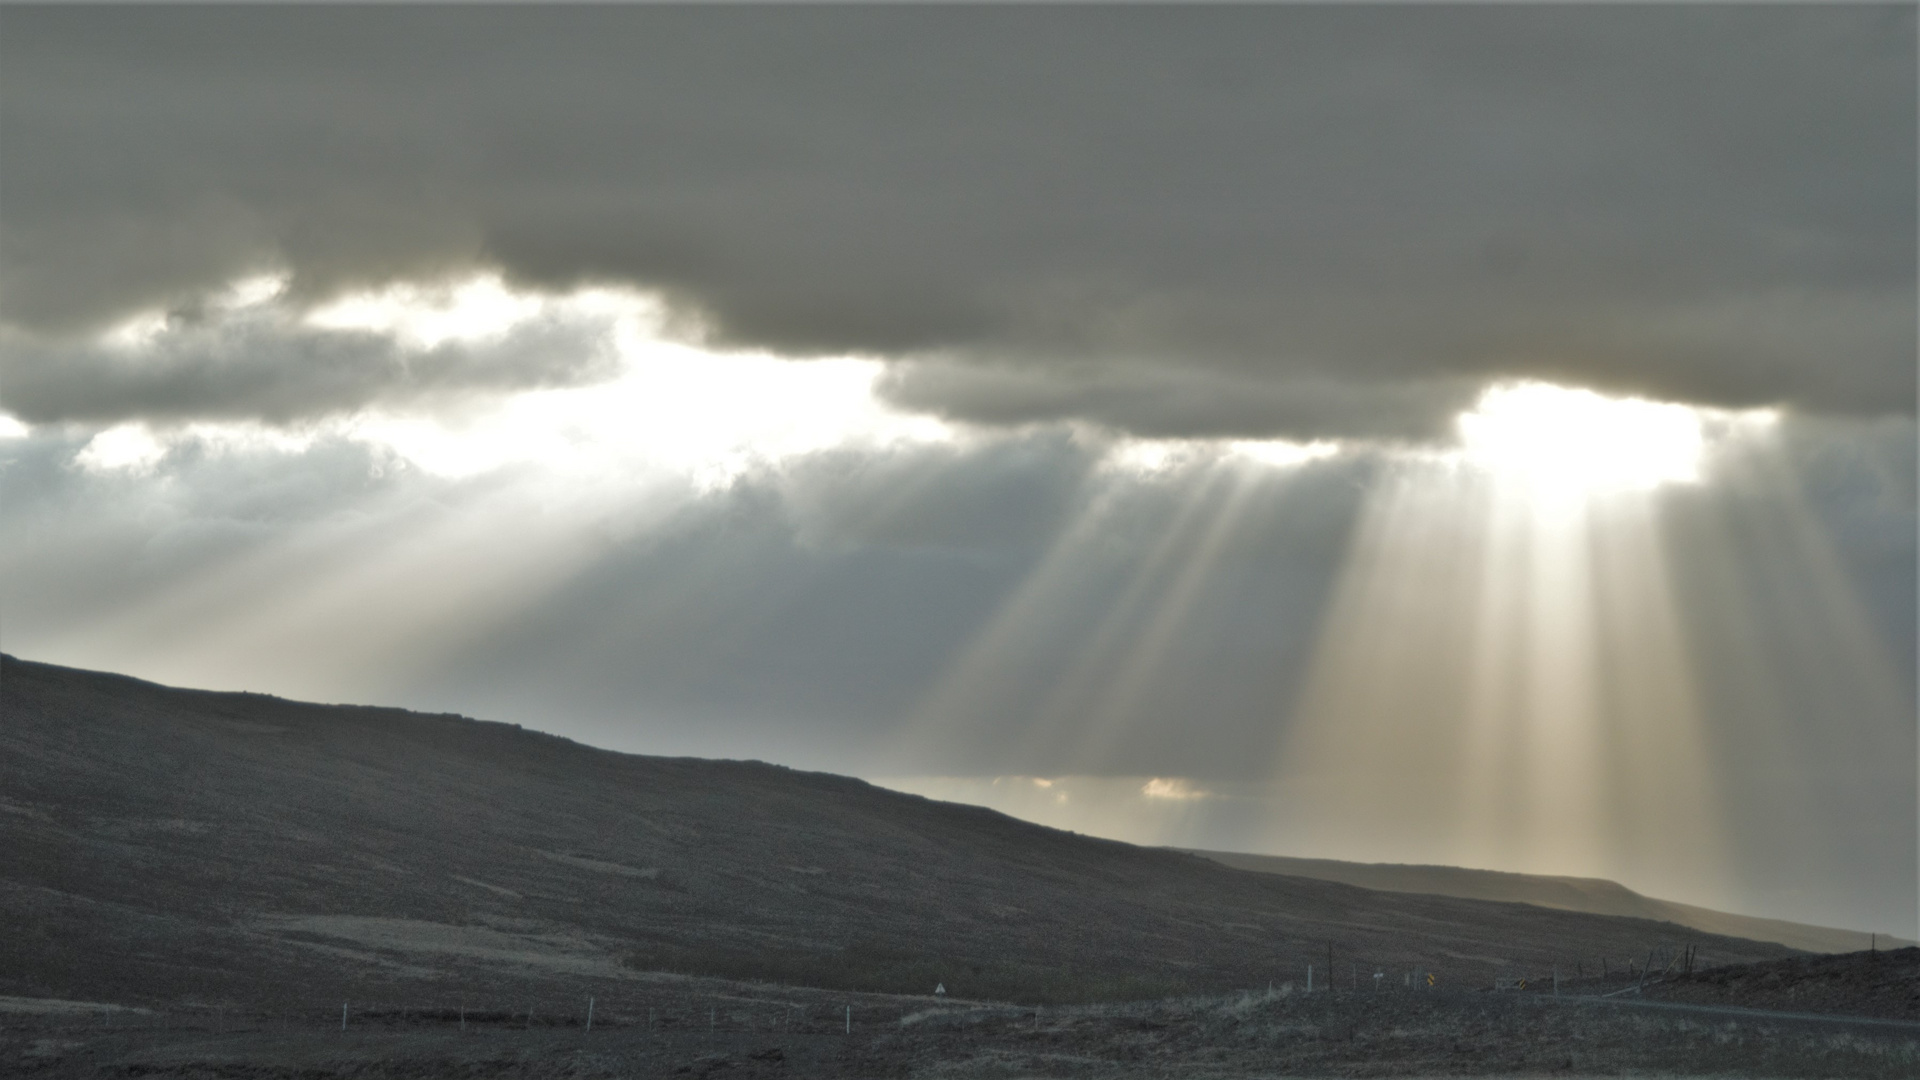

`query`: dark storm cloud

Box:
[2,5,1910,438]
[0,303,620,426]
[877,361,1483,442]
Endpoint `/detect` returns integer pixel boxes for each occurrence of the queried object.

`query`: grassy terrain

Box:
[5,978,1918,1078]
[626,938,1189,1004]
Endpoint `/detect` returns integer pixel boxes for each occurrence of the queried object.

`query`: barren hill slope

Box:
[1638,946,1920,1020]
[1,655,1800,1011]
[1184,850,1911,955]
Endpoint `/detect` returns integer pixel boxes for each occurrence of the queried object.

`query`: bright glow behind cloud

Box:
[74,424,168,474]
[62,273,957,486]
[310,275,961,483]
[1457,382,1706,492]
[343,343,950,485]
[46,273,1370,489]
[306,275,560,348]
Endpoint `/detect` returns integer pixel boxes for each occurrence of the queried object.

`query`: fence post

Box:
[341,1003,348,1032]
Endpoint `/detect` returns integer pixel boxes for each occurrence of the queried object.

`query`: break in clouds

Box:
[0,7,1913,936]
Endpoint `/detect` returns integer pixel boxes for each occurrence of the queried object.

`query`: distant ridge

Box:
[2,654,1805,1010]
[1183,850,1913,956]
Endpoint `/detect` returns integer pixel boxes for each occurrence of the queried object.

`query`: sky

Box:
[1,6,1914,937]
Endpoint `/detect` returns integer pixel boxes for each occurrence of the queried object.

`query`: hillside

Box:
[1185,850,1911,955]
[1639,946,1920,1020]
[1,655,1801,1013]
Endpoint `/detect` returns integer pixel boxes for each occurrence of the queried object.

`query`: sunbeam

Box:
[20,466,660,703]
[1014,464,1250,770]
[890,443,1336,775]
[1269,384,1803,912]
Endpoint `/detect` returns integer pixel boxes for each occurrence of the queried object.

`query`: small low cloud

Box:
[1141,777,1211,801]
[73,424,168,475]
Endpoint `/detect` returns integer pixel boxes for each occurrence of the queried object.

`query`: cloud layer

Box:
[4,6,1912,438]
[0,296,621,427]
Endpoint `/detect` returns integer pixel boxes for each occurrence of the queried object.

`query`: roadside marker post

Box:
[845,1005,851,1034]
[587,996,594,1031]
[341,1003,347,1032]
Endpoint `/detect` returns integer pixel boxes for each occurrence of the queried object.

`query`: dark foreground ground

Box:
[6,975,1919,1079]
[8,658,1914,1076]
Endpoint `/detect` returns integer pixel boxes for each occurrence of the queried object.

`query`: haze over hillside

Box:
[1186,851,1913,956]
[0,655,1807,1011]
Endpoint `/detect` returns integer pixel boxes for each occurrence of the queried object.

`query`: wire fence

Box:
[2,938,1717,1047]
